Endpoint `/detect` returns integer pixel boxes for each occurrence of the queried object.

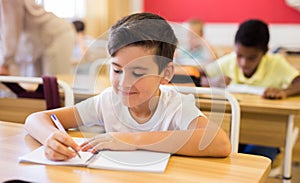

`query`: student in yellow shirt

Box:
[201,19,300,99]
[201,19,300,172]
[24,12,231,161]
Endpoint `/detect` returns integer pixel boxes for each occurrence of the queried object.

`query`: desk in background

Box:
[0,121,270,183]
[197,93,300,183]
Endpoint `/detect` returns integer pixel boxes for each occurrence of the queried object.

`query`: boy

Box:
[201,19,300,99]
[25,12,231,161]
[201,19,300,170]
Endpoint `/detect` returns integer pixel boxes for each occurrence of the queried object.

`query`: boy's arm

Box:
[284,75,300,97]
[263,75,300,99]
[200,74,231,87]
[81,116,232,157]
[24,107,83,160]
[200,63,231,87]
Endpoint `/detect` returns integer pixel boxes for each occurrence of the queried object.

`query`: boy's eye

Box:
[237,55,258,62]
[113,68,122,74]
[248,56,258,61]
[132,72,145,77]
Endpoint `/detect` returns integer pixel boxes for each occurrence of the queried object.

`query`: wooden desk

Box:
[197,94,300,183]
[0,121,270,183]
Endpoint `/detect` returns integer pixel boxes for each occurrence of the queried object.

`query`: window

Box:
[35,0,85,19]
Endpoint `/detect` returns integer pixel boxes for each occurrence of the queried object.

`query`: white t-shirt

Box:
[75,86,203,132]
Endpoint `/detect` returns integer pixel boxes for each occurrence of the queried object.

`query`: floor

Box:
[266,162,300,183]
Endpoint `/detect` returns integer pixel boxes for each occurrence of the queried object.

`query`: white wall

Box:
[204,23,300,50]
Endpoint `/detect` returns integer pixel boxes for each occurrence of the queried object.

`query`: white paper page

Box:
[88,150,171,173]
[226,84,266,95]
[19,138,93,166]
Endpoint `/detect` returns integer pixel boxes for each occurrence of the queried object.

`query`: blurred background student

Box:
[0,0,75,77]
[200,19,300,176]
[174,19,217,66]
[72,20,94,64]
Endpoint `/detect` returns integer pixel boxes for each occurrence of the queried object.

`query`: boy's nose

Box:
[119,73,134,87]
[239,58,247,67]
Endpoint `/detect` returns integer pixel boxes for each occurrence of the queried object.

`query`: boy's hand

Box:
[80,133,137,154]
[262,87,286,99]
[44,131,81,161]
[209,75,231,88]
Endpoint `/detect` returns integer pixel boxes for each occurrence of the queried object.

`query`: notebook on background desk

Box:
[226,84,266,95]
[19,138,170,173]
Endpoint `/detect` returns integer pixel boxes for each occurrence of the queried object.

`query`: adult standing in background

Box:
[0,0,75,76]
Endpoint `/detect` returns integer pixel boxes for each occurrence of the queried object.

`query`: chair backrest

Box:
[167,85,241,153]
[0,76,74,123]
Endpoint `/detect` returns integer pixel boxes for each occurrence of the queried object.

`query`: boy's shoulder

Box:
[159,85,195,101]
[263,53,287,65]
[219,52,236,61]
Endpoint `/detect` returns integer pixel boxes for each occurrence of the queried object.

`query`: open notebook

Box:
[19,138,170,173]
[226,84,266,95]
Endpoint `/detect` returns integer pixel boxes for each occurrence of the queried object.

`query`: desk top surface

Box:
[202,93,300,115]
[0,121,270,183]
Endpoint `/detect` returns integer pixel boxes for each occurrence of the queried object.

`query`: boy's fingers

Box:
[80,135,112,151]
[45,132,80,160]
[47,138,77,158]
[44,145,73,161]
[53,132,81,152]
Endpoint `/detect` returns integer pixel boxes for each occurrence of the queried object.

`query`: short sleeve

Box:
[176,93,204,130]
[273,55,299,88]
[75,94,104,127]
[205,52,236,77]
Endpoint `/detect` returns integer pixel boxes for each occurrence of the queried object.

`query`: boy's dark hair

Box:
[234,19,269,52]
[108,12,178,73]
[72,20,85,33]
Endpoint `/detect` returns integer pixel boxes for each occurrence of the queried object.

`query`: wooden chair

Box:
[0,76,74,123]
[165,85,241,153]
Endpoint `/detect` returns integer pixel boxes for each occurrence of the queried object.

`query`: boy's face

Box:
[110,46,165,107]
[234,43,266,78]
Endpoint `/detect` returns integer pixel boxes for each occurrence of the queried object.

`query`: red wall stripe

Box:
[144,0,300,24]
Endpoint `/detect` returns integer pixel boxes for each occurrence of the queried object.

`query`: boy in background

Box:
[201,19,300,99]
[201,19,300,175]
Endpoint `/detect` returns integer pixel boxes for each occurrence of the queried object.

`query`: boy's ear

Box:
[264,47,269,54]
[161,62,175,84]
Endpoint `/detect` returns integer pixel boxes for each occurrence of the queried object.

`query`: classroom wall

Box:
[144,0,300,50]
[85,0,136,38]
